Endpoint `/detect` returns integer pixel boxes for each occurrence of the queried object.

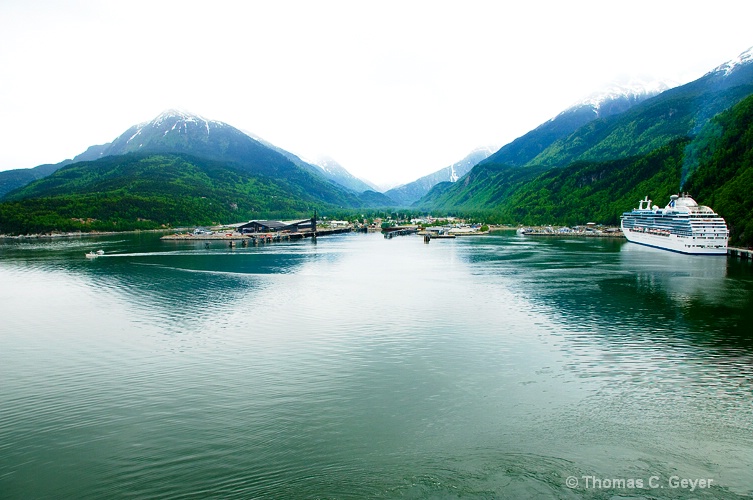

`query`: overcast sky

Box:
[1,1,752,186]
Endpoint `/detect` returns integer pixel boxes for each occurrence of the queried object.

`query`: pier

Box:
[161,226,352,244]
[728,247,753,260]
[383,227,418,239]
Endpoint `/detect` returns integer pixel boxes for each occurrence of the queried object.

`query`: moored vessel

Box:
[620,194,728,255]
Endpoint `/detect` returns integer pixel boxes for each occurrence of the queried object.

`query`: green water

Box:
[1,232,752,499]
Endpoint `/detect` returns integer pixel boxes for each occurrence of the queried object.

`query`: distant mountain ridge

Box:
[242,133,376,194]
[311,156,379,194]
[384,146,496,206]
[0,162,64,199]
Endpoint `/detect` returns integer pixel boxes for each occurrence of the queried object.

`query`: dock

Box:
[161,226,352,244]
[728,247,753,260]
[383,228,418,238]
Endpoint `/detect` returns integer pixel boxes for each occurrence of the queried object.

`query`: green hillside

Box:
[684,94,753,246]
[465,62,753,186]
[419,93,753,247]
[0,153,359,235]
[416,164,549,211]
[0,162,65,198]
[0,110,377,212]
[528,82,753,169]
[486,139,687,226]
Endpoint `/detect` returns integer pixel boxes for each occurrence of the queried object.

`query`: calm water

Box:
[1,231,752,499]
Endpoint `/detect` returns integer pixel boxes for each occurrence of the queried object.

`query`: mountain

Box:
[0,140,121,198]
[73,110,313,177]
[0,148,392,235]
[420,47,753,206]
[356,189,397,207]
[0,162,66,199]
[683,92,753,245]
[0,109,373,199]
[384,146,496,206]
[427,138,688,221]
[417,47,753,246]
[311,156,378,193]
[518,50,753,169]
[0,111,390,234]
[0,154,306,233]
[0,110,283,196]
[385,81,666,208]
[478,80,671,169]
[242,133,376,194]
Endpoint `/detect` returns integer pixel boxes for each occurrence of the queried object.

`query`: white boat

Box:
[620,194,729,255]
[85,250,105,258]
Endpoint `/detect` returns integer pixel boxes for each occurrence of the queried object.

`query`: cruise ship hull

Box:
[621,225,727,255]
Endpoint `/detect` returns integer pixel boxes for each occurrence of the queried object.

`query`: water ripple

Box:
[2,232,753,498]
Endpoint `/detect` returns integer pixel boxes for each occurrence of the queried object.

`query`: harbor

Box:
[111,215,753,261]
[161,216,353,245]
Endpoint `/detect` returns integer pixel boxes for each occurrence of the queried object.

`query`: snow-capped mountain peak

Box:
[574,79,674,114]
[150,109,226,131]
[709,46,753,76]
[310,156,379,192]
[314,156,346,177]
[123,109,228,146]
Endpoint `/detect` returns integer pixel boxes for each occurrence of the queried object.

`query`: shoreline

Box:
[0,228,185,240]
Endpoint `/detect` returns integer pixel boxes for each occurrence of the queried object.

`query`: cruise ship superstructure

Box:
[620,194,729,255]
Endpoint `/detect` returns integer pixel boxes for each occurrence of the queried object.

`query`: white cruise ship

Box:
[620,194,729,255]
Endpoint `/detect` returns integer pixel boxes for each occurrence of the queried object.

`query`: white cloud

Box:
[1,0,752,185]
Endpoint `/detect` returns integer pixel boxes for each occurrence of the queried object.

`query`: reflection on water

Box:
[620,242,729,301]
[1,232,752,498]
